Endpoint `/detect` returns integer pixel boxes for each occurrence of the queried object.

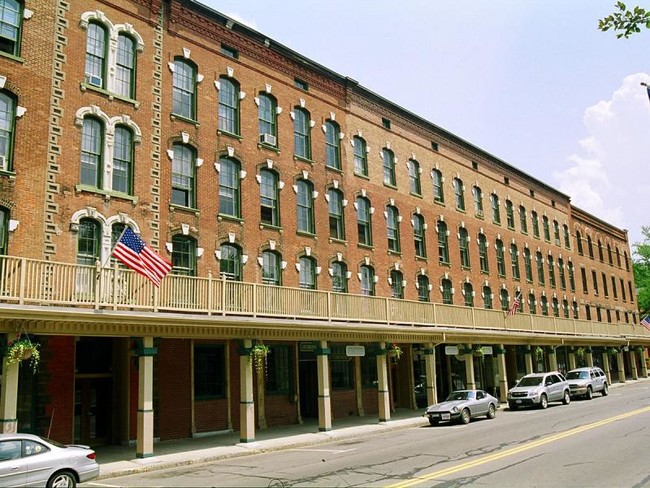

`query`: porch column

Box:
[629,349,638,380]
[465,348,476,390]
[568,351,577,370]
[617,350,626,383]
[496,345,508,403]
[377,342,390,422]
[316,341,332,431]
[548,348,558,372]
[239,339,255,442]
[524,348,533,374]
[585,349,594,367]
[602,351,612,385]
[0,345,19,433]
[424,343,437,406]
[640,349,648,378]
[354,356,364,416]
[136,336,155,458]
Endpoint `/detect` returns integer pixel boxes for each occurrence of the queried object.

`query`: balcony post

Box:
[239,339,255,442]
[18,257,26,305]
[377,342,390,422]
[585,348,594,367]
[316,340,332,431]
[568,350,577,370]
[136,336,156,458]
[207,270,213,316]
[548,347,558,371]
[424,343,437,406]
[0,337,19,433]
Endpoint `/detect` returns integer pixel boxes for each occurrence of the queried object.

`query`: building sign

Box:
[346,345,365,357]
[445,345,459,356]
[481,346,493,355]
[299,342,317,352]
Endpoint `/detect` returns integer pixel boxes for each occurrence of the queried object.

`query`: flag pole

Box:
[99,226,129,271]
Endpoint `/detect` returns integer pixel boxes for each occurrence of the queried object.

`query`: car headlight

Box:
[450,406,459,413]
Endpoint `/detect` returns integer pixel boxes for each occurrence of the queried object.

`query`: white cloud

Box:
[554,73,650,246]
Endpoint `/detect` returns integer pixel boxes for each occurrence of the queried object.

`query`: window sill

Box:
[80,83,140,108]
[388,250,402,257]
[0,51,24,64]
[358,243,374,250]
[439,261,451,268]
[258,142,280,153]
[217,130,242,140]
[169,203,200,215]
[325,164,343,174]
[328,237,347,245]
[260,223,282,232]
[171,114,200,126]
[297,230,316,238]
[434,200,445,207]
[410,192,423,199]
[353,172,370,180]
[415,255,428,262]
[75,185,138,203]
[294,155,313,164]
[217,214,243,223]
[383,182,398,190]
[0,169,16,180]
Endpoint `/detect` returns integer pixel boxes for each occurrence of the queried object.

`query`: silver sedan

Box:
[424,389,499,425]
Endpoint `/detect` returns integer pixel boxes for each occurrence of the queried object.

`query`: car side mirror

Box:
[546,380,552,386]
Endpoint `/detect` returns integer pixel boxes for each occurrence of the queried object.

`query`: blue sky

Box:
[200,0,650,249]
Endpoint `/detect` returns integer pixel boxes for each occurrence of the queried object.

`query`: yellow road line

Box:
[389,406,650,488]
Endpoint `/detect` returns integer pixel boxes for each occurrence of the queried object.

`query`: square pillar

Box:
[136,337,155,458]
[0,351,19,433]
[424,343,437,406]
[316,340,332,432]
[568,352,577,370]
[465,347,476,390]
[629,350,638,380]
[496,345,508,403]
[377,342,390,422]
[239,339,255,442]
[617,351,626,383]
[548,348,558,372]
[640,349,648,378]
[525,349,534,374]
[602,351,612,385]
[585,350,594,367]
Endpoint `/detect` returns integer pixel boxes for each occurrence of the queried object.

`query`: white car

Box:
[566,366,609,399]
[507,372,571,410]
[0,433,99,487]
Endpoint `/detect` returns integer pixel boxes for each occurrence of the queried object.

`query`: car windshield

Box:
[447,391,472,401]
[517,376,543,387]
[566,371,590,380]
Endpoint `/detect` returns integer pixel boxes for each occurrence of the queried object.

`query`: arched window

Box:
[171,143,196,208]
[437,220,449,264]
[562,299,569,318]
[558,257,566,289]
[552,297,559,317]
[453,178,465,211]
[540,295,549,315]
[472,186,483,217]
[505,200,514,229]
[356,196,372,246]
[441,278,453,304]
[0,0,23,56]
[542,215,550,241]
[0,206,8,255]
[331,261,348,293]
[258,93,278,145]
[218,77,240,135]
[576,230,583,255]
[417,275,430,302]
[360,265,375,296]
[587,235,594,259]
[495,239,506,276]
[172,58,197,120]
[261,250,282,286]
[553,220,560,245]
[568,261,575,292]
[459,227,470,268]
[490,193,500,224]
[260,169,279,227]
[0,91,16,171]
[510,243,520,280]
[218,157,241,218]
[499,288,509,312]
[296,179,315,234]
[293,107,311,159]
[483,285,492,309]
[85,22,107,89]
[80,117,104,187]
[353,136,368,176]
[463,282,474,307]
[409,159,421,195]
[432,169,444,203]
[536,251,545,285]
[77,218,100,267]
[116,34,136,98]
[171,235,196,276]
[413,214,426,258]
[548,254,556,287]
[523,247,533,282]
[298,256,317,290]
[563,224,571,249]
[328,188,345,240]
[220,243,242,281]
[519,206,528,233]
[528,293,536,314]
[478,233,489,273]
[597,239,604,262]
[390,269,404,299]
[607,243,613,265]
[386,205,400,252]
[325,120,341,170]
[113,125,133,194]
[382,148,396,186]
[531,211,540,238]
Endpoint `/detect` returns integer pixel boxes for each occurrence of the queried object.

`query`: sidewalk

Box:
[95,409,428,480]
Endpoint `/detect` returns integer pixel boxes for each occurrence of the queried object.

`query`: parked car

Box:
[507,372,571,410]
[566,366,609,399]
[424,389,499,425]
[0,433,99,487]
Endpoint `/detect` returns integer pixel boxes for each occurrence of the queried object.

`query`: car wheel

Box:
[428,417,439,426]
[562,390,571,405]
[539,394,548,409]
[508,402,518,411]
[460,408,471,424]
[47,471,76,488]
[585,386,593,400]
[602,383,609,396]
[487,403,496,419]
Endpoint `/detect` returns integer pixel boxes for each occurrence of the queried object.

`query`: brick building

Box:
[0,0,647,455]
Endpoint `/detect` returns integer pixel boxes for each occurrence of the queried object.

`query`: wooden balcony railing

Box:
[0,256,647,340]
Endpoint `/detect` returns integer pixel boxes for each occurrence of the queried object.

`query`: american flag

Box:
[641,315,650,332]
[507,292,522,316]
[112,227,172,287]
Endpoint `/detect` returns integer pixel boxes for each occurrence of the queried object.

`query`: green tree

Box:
[633,226,650,316]
[599,2,650,37]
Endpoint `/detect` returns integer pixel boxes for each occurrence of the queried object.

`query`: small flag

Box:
[507,292,521,316]
[641,315,650,332]
[112,227,172,287]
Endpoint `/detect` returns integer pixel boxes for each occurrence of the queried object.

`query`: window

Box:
[624,251,630,271]
[576,230,583,255]
[171,143,196,208]
[115,34,136,98]
[572,300,579,319]
[325,120,341,170]
[172,58,197,120]
[221,44,238,58]
[524,247,533,282]
[519,206,527,233]
[299,256,316,289]
[261,250,282,285]
[592,270,598,294]
[218,77,240,135]
[331,261,348,293]
[219,243,242,281]
[353,136,368,176]
[528,293,537,314]
[258,93,277,145]
[463,282,474,307]
[0,91,15,171]
[409,159,422,195]
[540,295,549,316]
[459,227,470,268]
[505,200,514,229]
[611,276,618,299]
[356,196,372,246]
[536,251,545,285]
[437,220,449,264]
[478,233,489,273]
[432,169,444,203]
[542,215,550,241]
[562,299,570,318]
[85,22,107,89]
[77,218,100,267]
[553,220,560,246]
[294,78,308,90]
[495,239,506,276]
[171,235,196,276]
[597,239,604,262]
[510,244,520,280]
[386,205,400,252]
[382,148,396,186]
[417,275,430,302]
[0,206,8,255]
[453,178,465,211]
[331,345,354,389]
[531,211,540,238]
[490,193,500,224]
[548,254,556,287]
[558,258,566,289]
[260,169,279,226]
[587,235,594,258]
[499,289,509,312]
[581,267,588,293]
[293,107,311,159]
[361,353,377,388]
[607,243,613,265]
[0,0,22,56]
[296,179,315,234]
[563,224,571,249]
[483,286,492,309]
[328,188,345,240]
[266,345,292,393]
[616,248,621,267]
[218,157,241,218]
[382,117,391,129]
[621,278,626,301]
[390,270,404,298]
[360,265,375,296]
[441,278,453,304]
[194,345,225,398]
[112,126,133,194]
[568,261,575,292]
[413,214,426,258]
[80,117,103,187]
[472,186,483,217]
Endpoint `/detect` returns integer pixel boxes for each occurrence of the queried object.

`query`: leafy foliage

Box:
[598,2,650,38]
[5,337,40,372]
[633,226,650,316]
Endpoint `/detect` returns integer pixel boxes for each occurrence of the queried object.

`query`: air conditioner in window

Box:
[260,133,277,146]
[85,73,103,87]
[0,156,6,171]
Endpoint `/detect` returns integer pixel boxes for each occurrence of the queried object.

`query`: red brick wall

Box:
[157,339,191,440]
[331,389,357,420]
[43,337,75,443]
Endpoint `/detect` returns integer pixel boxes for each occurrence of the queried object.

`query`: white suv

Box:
[507,372,571,410]
[566,367,609,399]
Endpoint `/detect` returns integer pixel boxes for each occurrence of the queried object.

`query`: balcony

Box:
[0,256,646,342]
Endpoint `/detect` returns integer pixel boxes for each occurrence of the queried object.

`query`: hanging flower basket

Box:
[250,342,270,374]
[575,347,586,360]
[388,344,403,361]
[473,345,484,357]
[535,346,544,361]
[608,347,619,357]
[5,337,40,373]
